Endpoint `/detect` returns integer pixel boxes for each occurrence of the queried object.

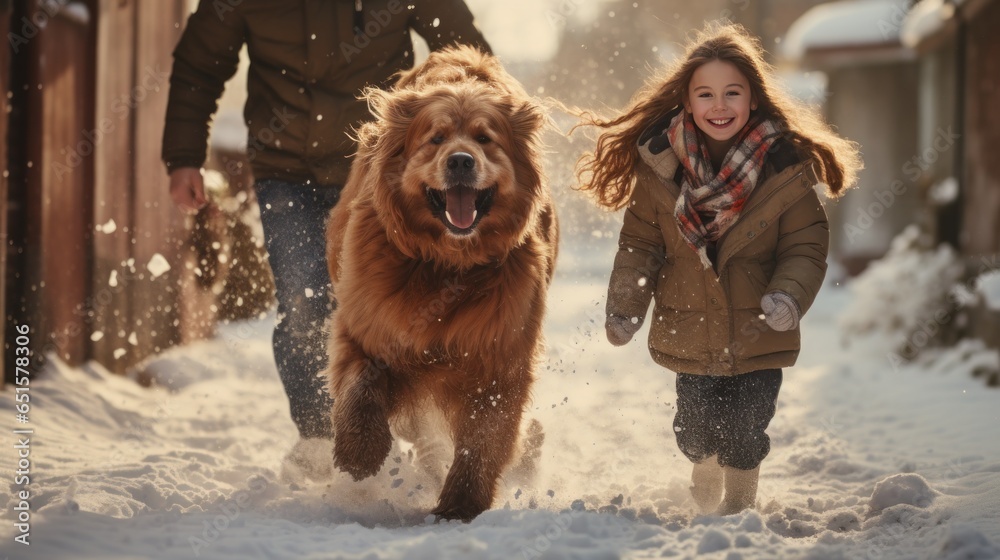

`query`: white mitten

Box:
[760,291,800,332]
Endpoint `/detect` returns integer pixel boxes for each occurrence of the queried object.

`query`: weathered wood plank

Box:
[91,0,136,372]
[129,0,187,359]
[26,0,93,366]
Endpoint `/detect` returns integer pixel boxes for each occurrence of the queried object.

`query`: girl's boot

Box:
[717,465,759,515]
[690,455,724,513]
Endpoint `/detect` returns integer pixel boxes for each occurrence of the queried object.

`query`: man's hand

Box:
[170,167,208,214]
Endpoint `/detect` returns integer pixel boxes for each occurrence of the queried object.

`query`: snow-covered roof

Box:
[901,0,957,48]
[782,0,912,63]
[775,69,829,106]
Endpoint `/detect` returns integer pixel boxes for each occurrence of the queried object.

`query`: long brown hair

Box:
[576,22,862,210]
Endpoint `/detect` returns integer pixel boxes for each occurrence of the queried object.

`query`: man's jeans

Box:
[254,179,341,439]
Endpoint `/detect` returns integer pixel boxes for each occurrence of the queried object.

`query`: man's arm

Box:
[161,0,246,174]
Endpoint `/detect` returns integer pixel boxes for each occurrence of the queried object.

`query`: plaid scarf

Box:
[667,111,783,269]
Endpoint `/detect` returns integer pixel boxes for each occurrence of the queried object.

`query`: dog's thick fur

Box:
[324,46,558,521]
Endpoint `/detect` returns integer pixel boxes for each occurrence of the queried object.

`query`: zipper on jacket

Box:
[353,0,364,36]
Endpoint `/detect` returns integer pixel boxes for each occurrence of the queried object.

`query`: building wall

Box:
[89,0,189,372]
[824,63,920,271]
[23,0,94,365]
[916,41,961,247]
[1,0,188,375]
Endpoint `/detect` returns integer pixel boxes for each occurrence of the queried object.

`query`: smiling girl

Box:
[577,23,861,515]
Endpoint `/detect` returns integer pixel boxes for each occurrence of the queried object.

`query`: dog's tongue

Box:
[445,186,477,229]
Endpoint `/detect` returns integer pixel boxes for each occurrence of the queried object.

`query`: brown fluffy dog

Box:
[324,46,557,521]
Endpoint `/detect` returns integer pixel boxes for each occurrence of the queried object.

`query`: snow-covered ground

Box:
[2,240,1000,559]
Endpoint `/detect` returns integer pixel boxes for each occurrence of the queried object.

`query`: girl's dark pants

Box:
[673,369,782,470]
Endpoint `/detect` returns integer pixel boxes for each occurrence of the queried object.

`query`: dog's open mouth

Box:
[425,184,496,235]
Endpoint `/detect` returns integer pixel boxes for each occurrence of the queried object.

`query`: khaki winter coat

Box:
[607,138,830,376]
[162,0,490,185]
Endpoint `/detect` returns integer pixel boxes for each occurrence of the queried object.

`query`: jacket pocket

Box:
[650,307,710,361]
[732,308,800,360]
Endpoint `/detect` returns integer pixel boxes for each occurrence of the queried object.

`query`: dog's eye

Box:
[431,135,445,145]
[476,135,491,144]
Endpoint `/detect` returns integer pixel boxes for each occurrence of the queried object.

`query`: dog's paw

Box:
[333,455,383,481]
[432,473,492,522]
[430,500,487,523]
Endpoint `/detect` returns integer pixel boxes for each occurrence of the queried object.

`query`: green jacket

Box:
[162,0,490,185]
[607,137,830,375]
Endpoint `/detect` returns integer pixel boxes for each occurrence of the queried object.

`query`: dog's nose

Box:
[447,152,475,172]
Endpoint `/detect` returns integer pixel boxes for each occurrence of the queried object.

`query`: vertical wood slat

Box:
[26,0,93,366]
[91,0,136,371]
[962,0,1000,256]
[129,0,187,359]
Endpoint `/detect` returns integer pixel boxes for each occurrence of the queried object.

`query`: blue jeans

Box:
[254,179,341,438]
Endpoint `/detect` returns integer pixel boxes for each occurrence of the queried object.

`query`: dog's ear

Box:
[509,99,546,142]
[507,98,547,190]
[365,87,424,158]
